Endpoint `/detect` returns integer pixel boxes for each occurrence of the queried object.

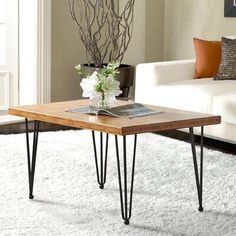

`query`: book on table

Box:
[67,103,161,118]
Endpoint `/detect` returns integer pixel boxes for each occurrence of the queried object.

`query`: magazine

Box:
[67,103,161,118]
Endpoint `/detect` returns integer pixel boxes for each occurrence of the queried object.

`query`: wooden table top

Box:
[8,99,221,135]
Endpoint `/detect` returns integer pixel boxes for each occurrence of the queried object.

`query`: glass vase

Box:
[92,92,115,109]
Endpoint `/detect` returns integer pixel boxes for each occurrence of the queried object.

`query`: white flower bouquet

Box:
[75,62,122,108]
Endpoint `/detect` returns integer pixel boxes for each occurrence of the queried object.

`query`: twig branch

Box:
[69,0,135,67]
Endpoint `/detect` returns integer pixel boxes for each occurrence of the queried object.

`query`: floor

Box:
[0,120,79,134]
[1,129,235,235]
[0,111,7,115]
[157,130,236,155]
[0,109,79,133]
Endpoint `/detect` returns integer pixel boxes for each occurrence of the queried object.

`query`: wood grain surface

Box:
[8,99,221,135]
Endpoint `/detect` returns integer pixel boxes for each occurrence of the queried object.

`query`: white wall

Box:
[145,0,164,62]
[123,0,165,64]
[51,0,85,102]
[122,0,146,65]
[164,0,236,60]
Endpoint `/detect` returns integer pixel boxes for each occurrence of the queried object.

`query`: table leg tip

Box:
[29,195,34,200]
[124,219,129,225]
[198,206,203,212]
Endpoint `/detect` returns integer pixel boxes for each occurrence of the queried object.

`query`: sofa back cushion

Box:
[214,37,236,80]
[193,38,221,79]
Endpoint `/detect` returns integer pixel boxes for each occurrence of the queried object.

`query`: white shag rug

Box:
[0,130,236,236]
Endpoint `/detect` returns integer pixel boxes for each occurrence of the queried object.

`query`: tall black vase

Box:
[82,64,134,98]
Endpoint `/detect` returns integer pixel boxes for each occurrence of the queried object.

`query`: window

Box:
[0,0,51,114]
[0,0,18,109]
[0,0,6,65]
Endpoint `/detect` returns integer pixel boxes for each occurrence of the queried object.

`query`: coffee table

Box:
[9,99,221,225]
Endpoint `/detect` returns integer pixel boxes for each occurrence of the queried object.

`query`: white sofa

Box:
[135,59,236,144]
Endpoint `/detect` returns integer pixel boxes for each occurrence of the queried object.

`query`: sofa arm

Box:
[135,59,195,103]
[135,59,195,86]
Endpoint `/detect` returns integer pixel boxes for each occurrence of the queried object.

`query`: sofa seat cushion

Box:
[147,78,236,114]
[213,92,236,125]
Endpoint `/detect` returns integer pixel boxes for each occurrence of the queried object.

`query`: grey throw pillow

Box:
[214,37,236,80]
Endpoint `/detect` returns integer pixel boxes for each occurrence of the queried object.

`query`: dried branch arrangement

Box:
[69,0,136,68]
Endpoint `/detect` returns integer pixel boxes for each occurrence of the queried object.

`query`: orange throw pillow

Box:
[193,38,221,79]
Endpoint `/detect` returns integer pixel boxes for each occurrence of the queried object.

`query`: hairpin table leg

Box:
[25,118,40,200]
[115,135,137,225]
[92,131,109,189]
[189,126,204,212]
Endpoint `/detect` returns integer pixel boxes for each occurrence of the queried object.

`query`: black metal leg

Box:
[92,131,109,189]
[115,135,137,225]
[189,126,204,212]
[25,119,40,200]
